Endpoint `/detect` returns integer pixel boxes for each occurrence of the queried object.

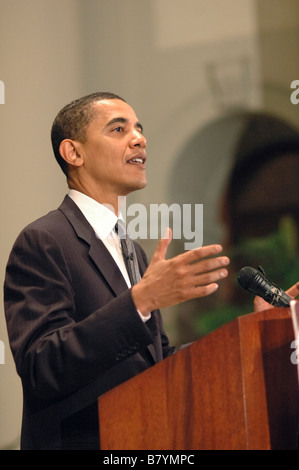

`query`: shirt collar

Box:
[68,189,121,240]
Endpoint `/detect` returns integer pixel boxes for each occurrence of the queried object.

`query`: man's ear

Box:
[59,139,84,168]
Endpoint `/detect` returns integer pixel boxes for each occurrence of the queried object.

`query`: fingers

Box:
[176,256,228,290]
[253,295,272,312]
[153,228,223,265]
[286,282,299,299]
[152,228,172,260]
[177,243,224,264]
[136,234,230,312]
[190,282,220,298]
[164,248,229,304]
[152,236,229,290]
[193,266,229,286]
[171,244,229,284]
[190,255,230,276]
[185,261,229,295]
[254,281,299,312]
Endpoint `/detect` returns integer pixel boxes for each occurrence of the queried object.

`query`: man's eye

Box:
[113,126,123,132]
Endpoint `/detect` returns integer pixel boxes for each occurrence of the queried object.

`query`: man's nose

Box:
[130,129,147,148]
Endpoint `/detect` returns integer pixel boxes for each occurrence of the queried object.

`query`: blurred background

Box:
[1,0,299,449]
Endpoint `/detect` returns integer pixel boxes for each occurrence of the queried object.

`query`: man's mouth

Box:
[127,154,146,165]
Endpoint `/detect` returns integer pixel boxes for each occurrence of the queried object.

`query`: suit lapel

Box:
[88,238,130,297]
[59,196,128,297]
[59,195,158,364]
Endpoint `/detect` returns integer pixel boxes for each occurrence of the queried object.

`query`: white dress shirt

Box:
[68,189,150,321]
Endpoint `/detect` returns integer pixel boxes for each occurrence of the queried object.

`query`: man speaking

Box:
[3,92,230,449]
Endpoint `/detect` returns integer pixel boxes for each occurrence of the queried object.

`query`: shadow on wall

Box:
[168,111,299,343]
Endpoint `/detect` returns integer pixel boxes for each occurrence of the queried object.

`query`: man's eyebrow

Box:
[105,117,144,133]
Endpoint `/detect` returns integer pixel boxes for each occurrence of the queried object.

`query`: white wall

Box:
[0,0,84,449]
[257,0,299,125]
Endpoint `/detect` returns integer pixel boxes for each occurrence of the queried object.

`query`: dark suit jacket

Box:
[4,195,176,450]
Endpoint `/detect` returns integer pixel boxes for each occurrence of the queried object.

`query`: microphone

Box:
[237,265,292,307]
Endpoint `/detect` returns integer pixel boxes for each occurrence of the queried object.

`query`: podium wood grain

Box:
[98,308,299,450]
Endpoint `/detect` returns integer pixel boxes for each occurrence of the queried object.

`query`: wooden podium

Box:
[98,308,299,450]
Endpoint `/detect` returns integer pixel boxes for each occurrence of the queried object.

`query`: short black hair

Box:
[51,92,126,176]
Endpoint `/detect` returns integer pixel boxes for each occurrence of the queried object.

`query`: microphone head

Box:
[237,266,258,291]
[237,265,292,306]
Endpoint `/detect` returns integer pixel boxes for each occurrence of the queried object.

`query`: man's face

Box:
[75,99,147,199]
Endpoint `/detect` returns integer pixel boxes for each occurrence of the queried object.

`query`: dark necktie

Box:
[115,219,141,286]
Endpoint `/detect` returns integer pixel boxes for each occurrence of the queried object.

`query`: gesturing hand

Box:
[131,228,230,316]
